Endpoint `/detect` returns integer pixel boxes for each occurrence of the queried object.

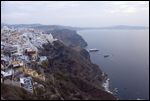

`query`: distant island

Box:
[1,23,149,31]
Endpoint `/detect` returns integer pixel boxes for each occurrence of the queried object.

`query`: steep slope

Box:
[40,41,103,88]
[1,83,39,100]
[45,29,87,48]
[38,40,117,100]
[1,40,117,100]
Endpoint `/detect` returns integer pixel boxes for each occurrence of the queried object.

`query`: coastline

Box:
[76,30,117,99]
[82,44,114,95]
[102,76,113,94]
[102,75,119,99]
[77,29,149,100]
[83,47,115,96]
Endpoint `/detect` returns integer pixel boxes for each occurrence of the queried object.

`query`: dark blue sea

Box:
[77,29,149,100]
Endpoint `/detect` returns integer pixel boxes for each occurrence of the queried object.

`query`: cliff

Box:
[1,23,87,50]
[1,41,116,100]
[38,40,117,100]
[45,29,87,48]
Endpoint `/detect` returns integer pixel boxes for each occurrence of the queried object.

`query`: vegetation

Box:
[36,69,41,75]
[1,38,117,100]
[35,87,45,96]
[41,60,50,73]
[56,71,69,82]
[1,83,39,100]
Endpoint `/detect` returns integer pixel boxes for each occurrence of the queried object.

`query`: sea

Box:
[77,29,149,100]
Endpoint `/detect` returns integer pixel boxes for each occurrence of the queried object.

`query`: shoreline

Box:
[102,74,118,99]
[82,45,114,95]
[80,38,116,98]
[102,77,113,94]
[77,30,149,100]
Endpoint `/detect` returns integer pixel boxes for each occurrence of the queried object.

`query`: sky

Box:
[1,1,149,27]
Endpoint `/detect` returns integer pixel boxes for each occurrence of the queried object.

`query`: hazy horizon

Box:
[1,1,149,27]
[1,22,149,28]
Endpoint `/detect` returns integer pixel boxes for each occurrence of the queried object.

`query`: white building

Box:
[1,69,14,77]
[11,26,14,31]
[1,26,10,31]
[47,33,57,44]
[20,76,33,93]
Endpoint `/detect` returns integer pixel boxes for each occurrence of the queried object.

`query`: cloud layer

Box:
[1,1,149,27]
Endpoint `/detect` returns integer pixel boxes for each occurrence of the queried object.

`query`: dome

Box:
[2,26,9,30]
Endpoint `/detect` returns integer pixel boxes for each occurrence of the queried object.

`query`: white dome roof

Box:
[2,26,9,30]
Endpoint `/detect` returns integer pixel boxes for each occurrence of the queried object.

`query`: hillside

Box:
[1,40,117,100]
[38,40,117,100]
[1,23,87,51]
[45,29,87,48]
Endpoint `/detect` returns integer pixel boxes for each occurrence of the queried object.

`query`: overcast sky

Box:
[1,1,149,27]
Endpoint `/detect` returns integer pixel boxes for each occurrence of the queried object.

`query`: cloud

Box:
[2,12,31,24]
[110,9,120,13]
[65,14,105,18]
[119,5,136,13]
[18,6,35,11]
[111,1,128,5]
[136,1,147,5]
[109,2,149,14]
[44,1,80,11]
[123,7,136,13]
[3,12,31,18]
[1,1,149,27]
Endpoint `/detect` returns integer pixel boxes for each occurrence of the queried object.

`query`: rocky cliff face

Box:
[1,41,116,100]
[1,25,116,100]
[37,41,117,100]
[40,41,103,87]
[79,49,91,62]
[27,25,87,51]
[45,29,87,48]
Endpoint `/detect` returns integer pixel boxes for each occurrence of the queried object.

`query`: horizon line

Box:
[1,22,149,28]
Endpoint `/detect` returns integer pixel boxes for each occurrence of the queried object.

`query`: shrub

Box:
[35,87,45,96]
[37,69,41,75]
[57,71,69,82]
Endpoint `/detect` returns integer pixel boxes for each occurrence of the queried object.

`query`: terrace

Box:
[12,60,24,68]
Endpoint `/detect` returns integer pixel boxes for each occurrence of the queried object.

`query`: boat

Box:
[89,48,99,52]
[104,54,109,57]
[114,88,117,91]
[114,88,118,93]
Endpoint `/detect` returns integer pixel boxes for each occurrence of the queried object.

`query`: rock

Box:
[46,29,87,48]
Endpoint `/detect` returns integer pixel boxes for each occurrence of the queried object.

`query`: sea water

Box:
[77,29,149,100]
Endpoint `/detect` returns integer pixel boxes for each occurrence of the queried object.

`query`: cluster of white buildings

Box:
[1,25,56,93]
